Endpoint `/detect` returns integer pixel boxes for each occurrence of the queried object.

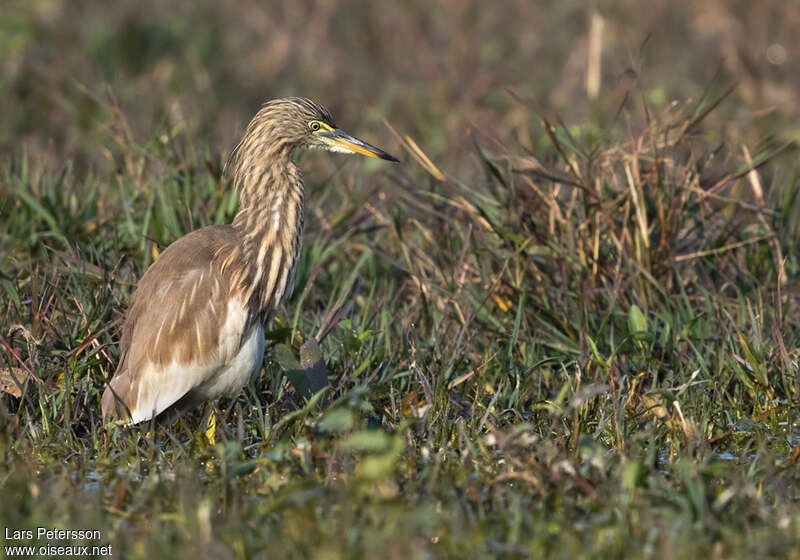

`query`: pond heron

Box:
[101,97,398,424]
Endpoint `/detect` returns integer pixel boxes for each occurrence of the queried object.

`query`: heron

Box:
[101,97,398,424]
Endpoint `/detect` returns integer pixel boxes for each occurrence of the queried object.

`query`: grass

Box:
[2,1,800,558]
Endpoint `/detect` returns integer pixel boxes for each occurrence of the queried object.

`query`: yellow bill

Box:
[318,128,399,162]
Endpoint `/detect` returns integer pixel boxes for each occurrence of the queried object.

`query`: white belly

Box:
[194,322,265,400]
[125,300,265,424]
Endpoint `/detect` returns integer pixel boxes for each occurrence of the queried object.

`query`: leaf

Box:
[15,188,65,241]
[264,327,292,342]
[341,430,392,453]
[737,334,769,386]
[227,461,259,478]
[273,343,301,371]
[585,334,607,367]
[340,429,405,479]
[193,409,217,451]
[403,134,446,181]
[0,367,31,398]
[628,304,648,334]
[491,293,513,312]
[2,279,20,306]
[622,459,645,492]
[316,408,354,433]
[275,342,329,400]
[205,409,216,446]
[359,450,402,479]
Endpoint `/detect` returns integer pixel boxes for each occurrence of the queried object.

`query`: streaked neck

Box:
[230,155,305,316]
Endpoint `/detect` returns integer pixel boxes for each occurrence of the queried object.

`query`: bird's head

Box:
[244,97,399,162]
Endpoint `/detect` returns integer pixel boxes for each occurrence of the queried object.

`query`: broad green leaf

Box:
[317,408,354,433]
[628,304,648,334]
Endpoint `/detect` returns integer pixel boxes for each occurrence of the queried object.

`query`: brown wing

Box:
[101,225,249,423]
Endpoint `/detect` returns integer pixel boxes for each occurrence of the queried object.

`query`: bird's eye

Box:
[309,121,321,132]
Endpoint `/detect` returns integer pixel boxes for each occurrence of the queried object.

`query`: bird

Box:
[101,97,398,424]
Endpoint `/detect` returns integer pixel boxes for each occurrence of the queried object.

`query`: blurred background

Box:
[2,0,798,173]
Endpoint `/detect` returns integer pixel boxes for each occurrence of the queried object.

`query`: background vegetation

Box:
[1,0,799,557]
